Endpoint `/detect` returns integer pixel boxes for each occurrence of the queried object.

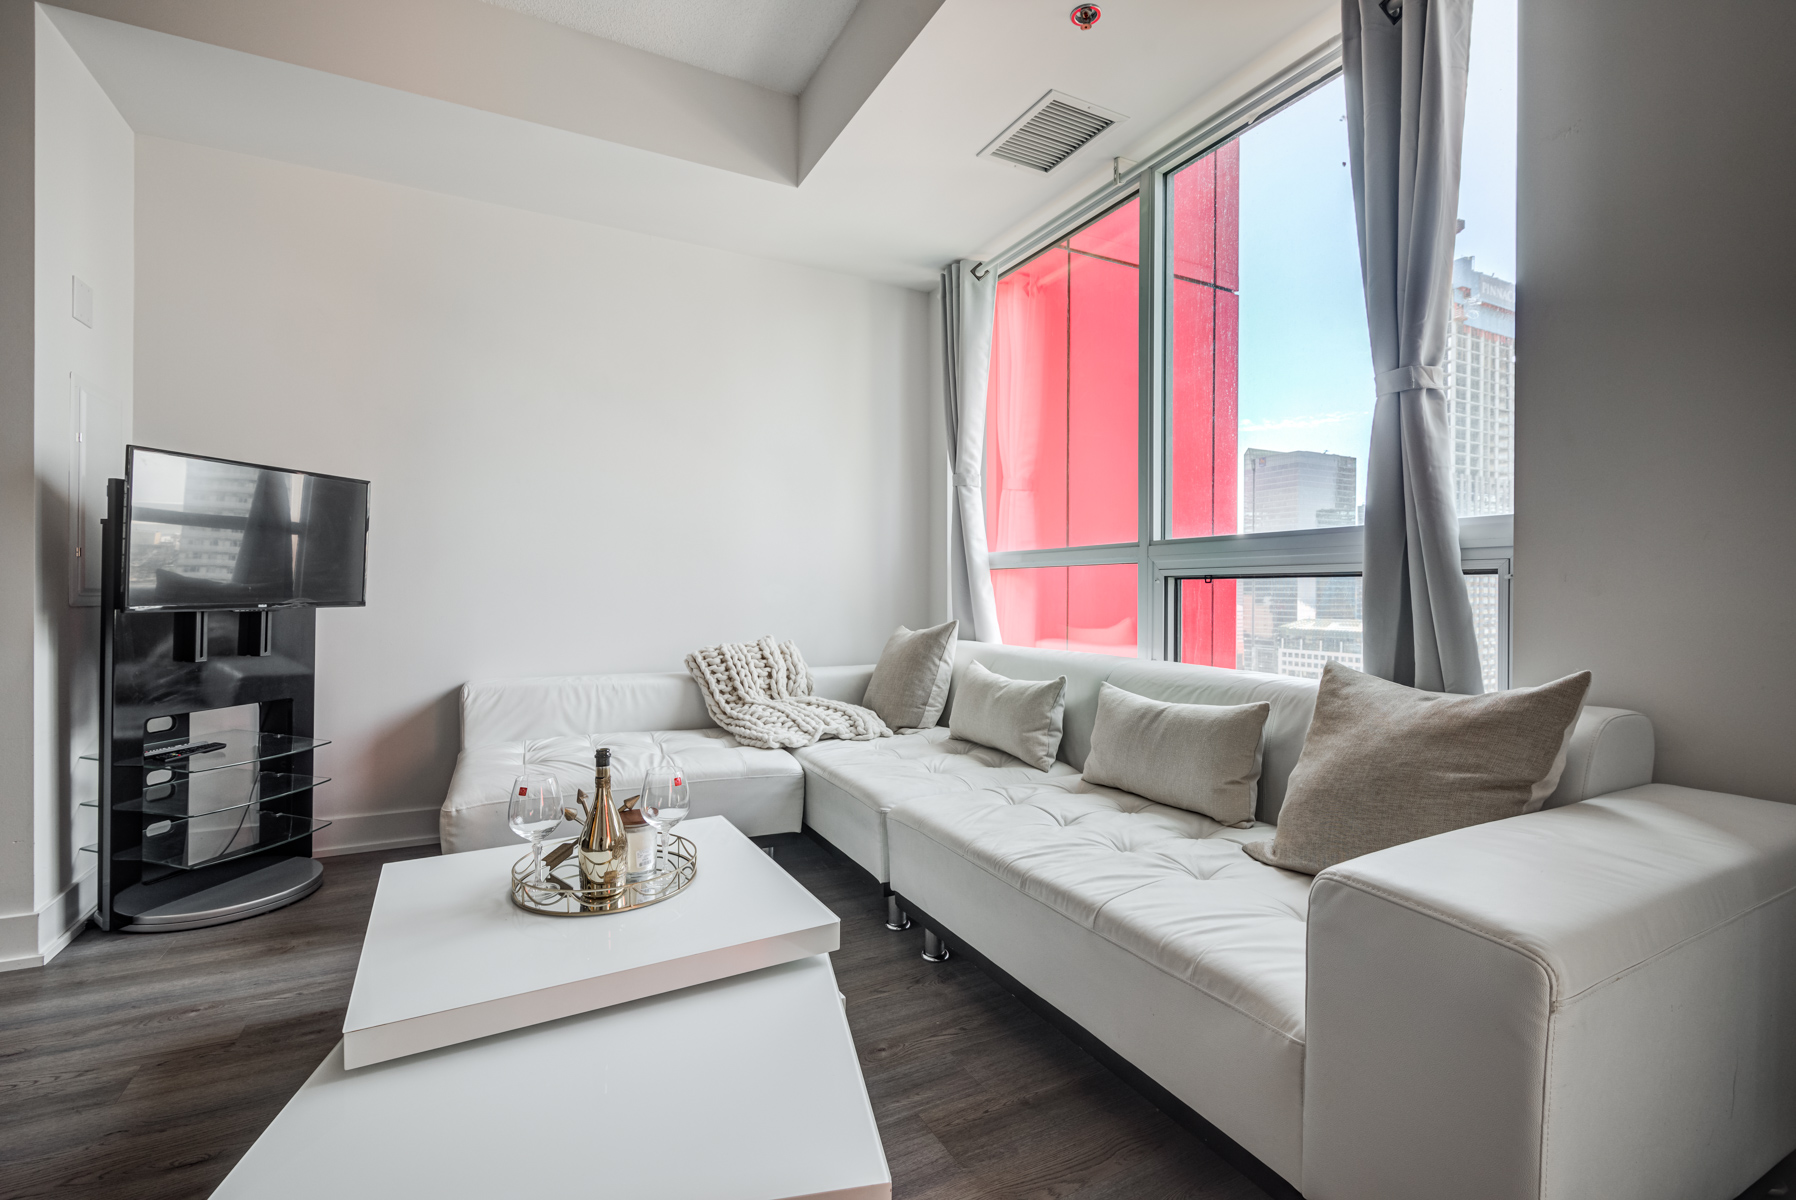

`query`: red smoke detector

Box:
[1070,4,1102,31]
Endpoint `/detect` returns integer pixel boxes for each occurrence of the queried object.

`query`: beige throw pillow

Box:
[862,620,958,731]
[1245,662,1592,876]
[1083,684,1269,827]
[948,661,1066,771]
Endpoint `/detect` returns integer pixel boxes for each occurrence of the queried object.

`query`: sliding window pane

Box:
[988,199,1139,552]
[1177,576,1237,669]
[1179,573,1500,689]
[1177,576,1362,677]
[993,565,1137,657]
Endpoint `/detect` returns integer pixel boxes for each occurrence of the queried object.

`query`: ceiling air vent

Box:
[979,90,1127,174]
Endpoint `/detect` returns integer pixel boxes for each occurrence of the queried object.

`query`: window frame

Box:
[981,37,1512,682]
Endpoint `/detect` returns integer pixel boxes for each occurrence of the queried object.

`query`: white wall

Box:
[0,0,39,970]
[1514,0,1796,803]
[0,4,134,973]
[134,137,935,853]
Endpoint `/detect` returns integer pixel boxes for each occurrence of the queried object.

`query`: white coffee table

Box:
[212,954,891,1200]
[343,816,839,1067]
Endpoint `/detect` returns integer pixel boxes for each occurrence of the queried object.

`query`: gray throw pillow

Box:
[1083,683,1269,827]
[948,661,1065,771]
[862,620,958,731]
[1245,661,1592,876]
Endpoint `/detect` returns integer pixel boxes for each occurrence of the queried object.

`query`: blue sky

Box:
[1231,0,1517,512]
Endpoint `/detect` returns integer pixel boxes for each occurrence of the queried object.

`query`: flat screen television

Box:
[123,446,369,612]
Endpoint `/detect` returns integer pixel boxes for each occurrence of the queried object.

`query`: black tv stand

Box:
[91,478,331,933]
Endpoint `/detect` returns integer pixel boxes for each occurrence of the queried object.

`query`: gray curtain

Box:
[1344,0,1484,694]
[940,260,1001,643]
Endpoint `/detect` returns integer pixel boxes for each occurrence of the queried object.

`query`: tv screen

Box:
[124,446,369,612]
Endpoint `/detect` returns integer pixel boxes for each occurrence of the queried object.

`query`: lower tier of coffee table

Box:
[211,954,889,1200]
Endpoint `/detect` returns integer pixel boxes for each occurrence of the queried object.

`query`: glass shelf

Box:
[85,730,331,773]
[79,769,329,819]
[114,811,331,871]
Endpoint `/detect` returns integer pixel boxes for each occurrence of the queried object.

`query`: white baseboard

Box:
[0,868,98,973]
[313,806,441,858]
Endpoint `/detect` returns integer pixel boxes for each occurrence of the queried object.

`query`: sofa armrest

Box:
[811,664,875,706]
[1543,705,1654,807]
[1303,784,1796,1200]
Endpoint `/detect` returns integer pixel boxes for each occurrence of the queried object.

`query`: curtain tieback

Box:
[1376,364,1445,394]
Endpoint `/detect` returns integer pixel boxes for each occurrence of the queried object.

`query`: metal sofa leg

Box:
[885,894,911,931]
[921,929,950,963]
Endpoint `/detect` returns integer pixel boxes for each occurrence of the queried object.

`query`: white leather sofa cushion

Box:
[440,729,804,853]
[793,727,1076,882]
[891,778,1308,1043]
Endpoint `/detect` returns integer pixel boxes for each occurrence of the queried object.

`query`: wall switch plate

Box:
[71,275,93,328]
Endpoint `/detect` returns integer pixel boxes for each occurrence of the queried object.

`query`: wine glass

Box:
[508,773,562,884]
[640,758,691,877]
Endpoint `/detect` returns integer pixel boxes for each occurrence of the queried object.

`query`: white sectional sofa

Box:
[438,642,1796,1200]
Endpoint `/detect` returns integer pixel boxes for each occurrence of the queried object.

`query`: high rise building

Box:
[1447,256,1515,517]
[1241,448,1357,533]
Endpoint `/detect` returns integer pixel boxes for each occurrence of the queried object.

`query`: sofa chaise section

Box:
[440,665,872,853]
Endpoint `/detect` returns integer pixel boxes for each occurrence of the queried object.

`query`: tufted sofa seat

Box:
[888,771,1312,1179]
[792,727,1078,886]
[892,776,1303,1039]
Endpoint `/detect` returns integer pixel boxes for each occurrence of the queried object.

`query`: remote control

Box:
[144,740,228,763]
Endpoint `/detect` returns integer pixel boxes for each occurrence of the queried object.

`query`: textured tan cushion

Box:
[1083,683,1269,827]
[1245,662,1592,875]
[862,620,957,731]
[948,661,1066,771]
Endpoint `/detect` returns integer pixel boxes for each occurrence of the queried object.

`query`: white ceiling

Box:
[476,0,861,94]
[46,0,1340,289]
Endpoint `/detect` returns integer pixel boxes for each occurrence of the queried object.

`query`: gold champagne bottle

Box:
[578,748,628,905]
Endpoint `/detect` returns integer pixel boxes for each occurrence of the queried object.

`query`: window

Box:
[990,565,1138,656]
[1175,572,1501,690]
[1173,80,1372,536]
[982,4,1515,679]
[987,198,1141,656]
[987,198,1138,555]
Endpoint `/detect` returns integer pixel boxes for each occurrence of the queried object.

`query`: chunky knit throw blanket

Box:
[685,636,891,750]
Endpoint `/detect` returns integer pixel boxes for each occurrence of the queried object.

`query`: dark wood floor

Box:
[2,837,1791,1200]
